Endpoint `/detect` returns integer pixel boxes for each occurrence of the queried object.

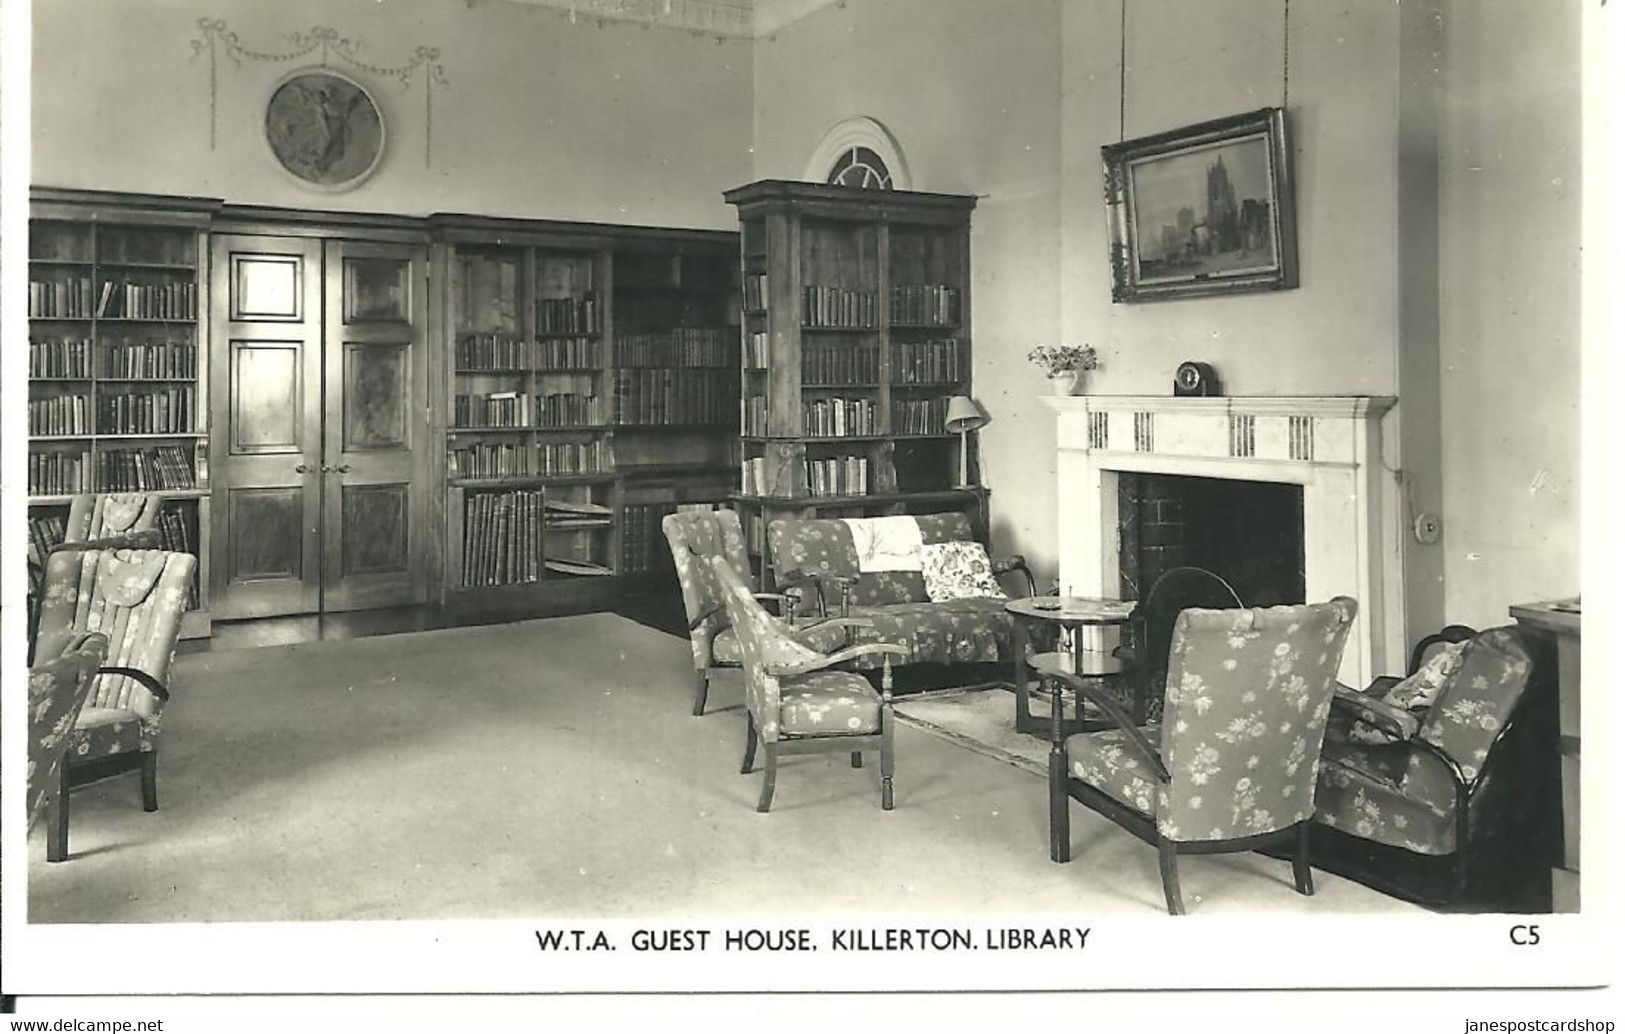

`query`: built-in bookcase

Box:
[723,180,986,562]
[26,191,218,637]
[431,218,741,609]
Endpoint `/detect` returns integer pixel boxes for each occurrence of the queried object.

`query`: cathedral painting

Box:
[1103,108,1299,302]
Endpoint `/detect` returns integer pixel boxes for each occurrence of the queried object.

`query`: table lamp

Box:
[944,395,989,488]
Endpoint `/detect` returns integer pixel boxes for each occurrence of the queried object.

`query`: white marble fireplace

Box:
[1044,395,1402,687]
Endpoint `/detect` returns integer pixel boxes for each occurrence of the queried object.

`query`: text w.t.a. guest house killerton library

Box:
[534,926,1092,953]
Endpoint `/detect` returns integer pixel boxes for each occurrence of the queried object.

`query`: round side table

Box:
[1004,595,1143,737]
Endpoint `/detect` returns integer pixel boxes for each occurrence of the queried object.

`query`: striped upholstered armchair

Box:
[35,546,196,862]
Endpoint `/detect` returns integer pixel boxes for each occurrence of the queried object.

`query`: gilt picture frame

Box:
[1103,107,1297,302]
[264,68,386,193]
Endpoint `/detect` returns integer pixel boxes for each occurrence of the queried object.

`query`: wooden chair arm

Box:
[991,554,1037,597]
[1329,684,1420,741]
[50,530,165,554]
[99,665,170,703]
[767,642,906,676]
[1042,668,1170,783]
[773,570,835,618]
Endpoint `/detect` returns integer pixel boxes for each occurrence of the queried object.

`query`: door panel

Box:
[321,240,427,612]
[211,236,323,619]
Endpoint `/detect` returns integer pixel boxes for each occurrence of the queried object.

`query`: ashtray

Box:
[1031,600,1063,611]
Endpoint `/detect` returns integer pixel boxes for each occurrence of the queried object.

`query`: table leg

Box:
[1013,617,1034,734]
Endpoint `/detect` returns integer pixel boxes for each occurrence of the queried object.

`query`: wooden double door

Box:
[209,235,429,619]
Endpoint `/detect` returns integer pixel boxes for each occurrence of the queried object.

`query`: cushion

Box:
[778,671,881,737]
[1315,742,1459,855]
[921,541,1007,602]
[844,599,1014,667]
[71,706,159,759]
[1065,724,1165,817]
[1381,640,1468,712]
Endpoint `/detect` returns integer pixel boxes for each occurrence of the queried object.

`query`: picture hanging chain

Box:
[190,19,449,168]
[1282,0,1291,109]
[1118,0,1128,141]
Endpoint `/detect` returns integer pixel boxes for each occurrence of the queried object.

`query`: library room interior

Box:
[10,0,1593,939]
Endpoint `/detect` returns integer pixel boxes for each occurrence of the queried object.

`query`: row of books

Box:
[890,284,961,326]
[27,450,91,495]
[26,513,68,568]
[806,456,870,498]
[611,369,737,426]
[29,338,92,378]
[99,446,196,491]
[614,327,736,369]
[28,395,90,436]
[460,490,614,587]
[744,331,769,370]
[802,286,879,329]
[741,396,769,437]
[895,396,949,436]
[740,455,868,497]
[802,397,878,438]
[103,340,198,380]
[620,500,723,577]
[894,339,967,384]
[29,279,198,321]
[28,278,95,318]
[804,343,880,385]
[452,391,605,429]
[447,440,610,479]
[537,294,602,335]
[99,387,196,435]
[456,333,602,371]
[155,509,202,608]
[743,273,768,311]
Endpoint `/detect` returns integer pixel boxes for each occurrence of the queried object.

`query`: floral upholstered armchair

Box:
[25,632,109,833]
[1314,625,1541,906]
[765,511,1035,670]
[661,509,851,716]
[1045,598,1358,914]
[712,557,907,813]
[35,546,196,862]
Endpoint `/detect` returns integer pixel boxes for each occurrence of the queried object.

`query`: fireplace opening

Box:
[1117,473,1305,608]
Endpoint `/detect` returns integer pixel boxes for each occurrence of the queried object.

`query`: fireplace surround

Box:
[1044,395,1401,687]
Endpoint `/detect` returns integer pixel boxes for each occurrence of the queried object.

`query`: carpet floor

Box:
[28,613,1415,922]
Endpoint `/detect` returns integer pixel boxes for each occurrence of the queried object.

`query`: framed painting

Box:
[1103,107,1297,303]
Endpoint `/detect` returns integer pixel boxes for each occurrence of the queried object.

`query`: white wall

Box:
[1437,0,1582,627]
[31,0,754,229]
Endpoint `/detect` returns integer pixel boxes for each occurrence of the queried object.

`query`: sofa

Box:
[764,511,1034,670]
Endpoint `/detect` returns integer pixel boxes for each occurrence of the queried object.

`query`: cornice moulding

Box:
[498,0,756,37]
[753,0,842,36]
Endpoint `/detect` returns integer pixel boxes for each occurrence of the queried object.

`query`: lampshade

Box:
[944,395,989,434]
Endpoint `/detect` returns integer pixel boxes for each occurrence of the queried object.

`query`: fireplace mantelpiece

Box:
[1045,395,1401,687]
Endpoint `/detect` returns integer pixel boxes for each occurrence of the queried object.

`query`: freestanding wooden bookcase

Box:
[723,180,988,568]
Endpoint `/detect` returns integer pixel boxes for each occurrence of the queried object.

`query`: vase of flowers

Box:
[1027,344,1100,396]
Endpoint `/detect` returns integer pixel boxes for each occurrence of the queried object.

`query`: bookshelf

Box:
[26,191,218,637]
[431,219,741,610]
[722,180,984,563]
[611,236,740,584]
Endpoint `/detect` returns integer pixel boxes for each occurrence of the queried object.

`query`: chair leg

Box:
[740,713,758,774]
[756,746,778,813]
[1048,746,1071,863]
[1158,839,1186,915]
[691,670,710,717]
[141,752,159,812]
[850,751,863,769]
[879,707,895,811]
[46,764,70,863]
[1293,822,1314,896]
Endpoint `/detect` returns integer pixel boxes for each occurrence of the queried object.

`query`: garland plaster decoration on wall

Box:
[501,0,753,37]
[190,20,448,168]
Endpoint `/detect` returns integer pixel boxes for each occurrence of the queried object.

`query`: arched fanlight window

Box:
[827,146,892,189]
[804,117,912,191]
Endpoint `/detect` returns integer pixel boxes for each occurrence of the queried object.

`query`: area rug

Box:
[893,686,1049,778]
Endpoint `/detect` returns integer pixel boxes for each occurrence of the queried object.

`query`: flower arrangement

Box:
[1026,344,1101,377]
